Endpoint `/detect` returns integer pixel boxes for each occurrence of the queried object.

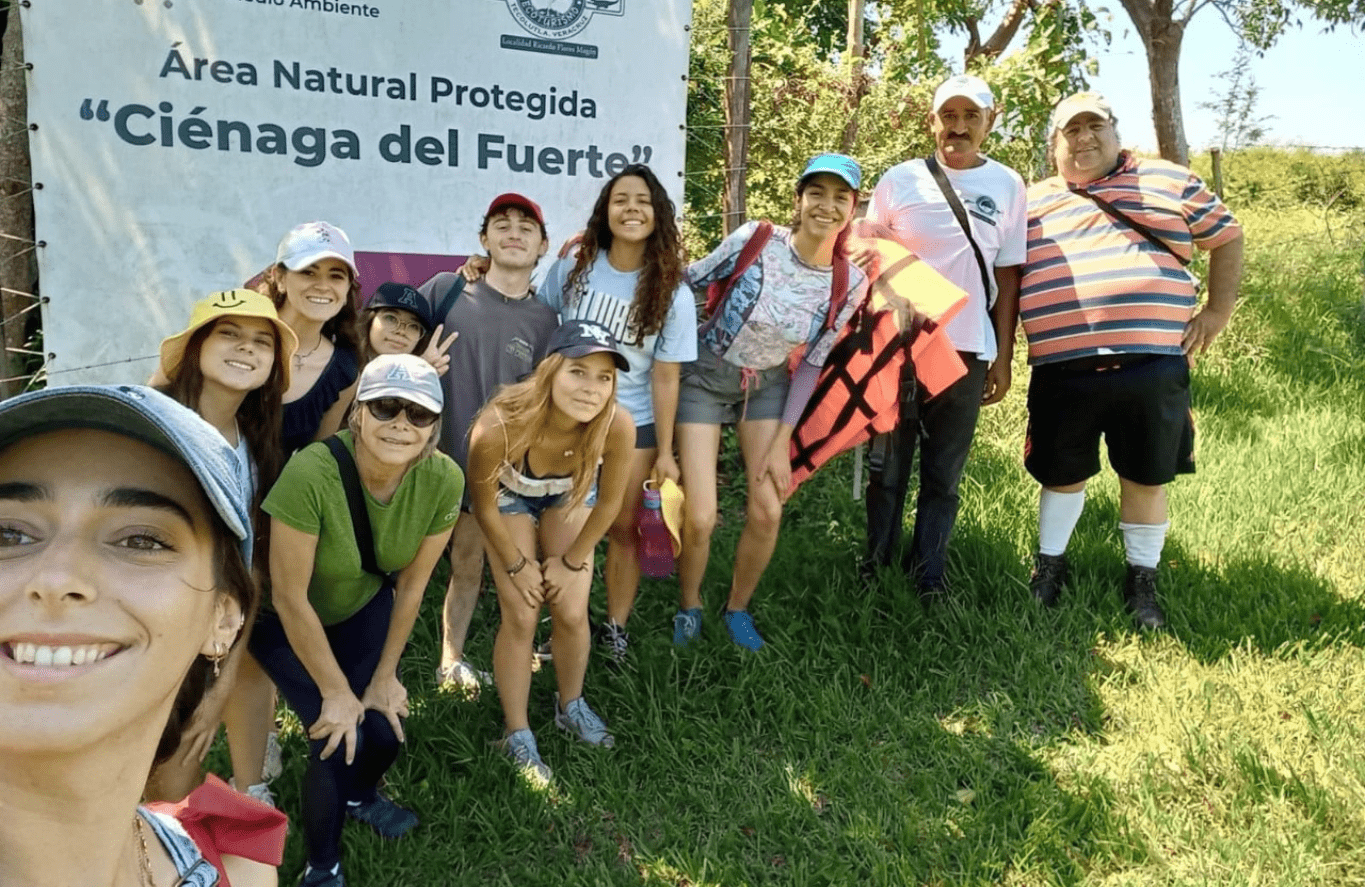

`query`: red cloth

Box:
[147,774,288,886]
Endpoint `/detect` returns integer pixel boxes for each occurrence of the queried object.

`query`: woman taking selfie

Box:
[0,385,284,886]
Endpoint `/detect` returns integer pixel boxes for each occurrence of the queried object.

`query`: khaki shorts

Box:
[676,346,789,425]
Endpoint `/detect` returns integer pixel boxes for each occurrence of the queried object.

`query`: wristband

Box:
[506,555,528,576]
[560,554,590,572]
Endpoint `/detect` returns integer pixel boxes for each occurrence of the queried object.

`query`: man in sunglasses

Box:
[417,193,560,696]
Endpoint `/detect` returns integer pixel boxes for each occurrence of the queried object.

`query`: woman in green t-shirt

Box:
[249,353,464,887]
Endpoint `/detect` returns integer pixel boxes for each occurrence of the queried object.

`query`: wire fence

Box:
[0,13,43,398]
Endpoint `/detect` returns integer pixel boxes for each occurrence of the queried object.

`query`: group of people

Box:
[0,76,1242,887]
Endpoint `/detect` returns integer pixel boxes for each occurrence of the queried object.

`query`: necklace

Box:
[134,814,154,887]
[294,332,324,370]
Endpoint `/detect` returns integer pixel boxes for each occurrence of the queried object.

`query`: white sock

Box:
[1038,488,1086,556]
[1120,520,1169,569]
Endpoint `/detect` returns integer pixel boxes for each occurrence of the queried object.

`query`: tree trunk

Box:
[838,0,866,154]
[1143,17,1188,165]
[0,9,38,399]
[722,0,753,235]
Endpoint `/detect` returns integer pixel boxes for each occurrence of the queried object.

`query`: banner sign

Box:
[20,0,692,384]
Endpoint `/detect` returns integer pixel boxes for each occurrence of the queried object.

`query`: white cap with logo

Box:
[932,74,995,112]
[356,353,444,414]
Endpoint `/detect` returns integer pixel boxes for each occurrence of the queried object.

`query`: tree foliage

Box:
[684,0,1105,255]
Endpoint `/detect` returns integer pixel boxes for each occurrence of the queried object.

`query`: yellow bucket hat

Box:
[658,477,685,556]
[159,289,299,389]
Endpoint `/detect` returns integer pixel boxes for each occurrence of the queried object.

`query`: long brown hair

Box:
[155,518,258,765]
[563,165,683,345]
[156,319,286,576]
[474,352,616,510]
[258,262,363,359]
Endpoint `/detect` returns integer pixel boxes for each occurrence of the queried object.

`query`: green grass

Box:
[209,206,1365,885]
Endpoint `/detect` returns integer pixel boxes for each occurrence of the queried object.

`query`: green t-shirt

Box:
[263,431,464,625]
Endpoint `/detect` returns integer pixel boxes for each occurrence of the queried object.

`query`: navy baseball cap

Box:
[369,282,434,332]
[546,319,630,371]
[0,385,254,564]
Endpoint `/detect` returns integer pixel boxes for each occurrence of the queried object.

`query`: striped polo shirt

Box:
[1020,152,1241,365]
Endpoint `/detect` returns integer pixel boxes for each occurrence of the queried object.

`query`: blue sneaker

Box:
[722,609,764,651]
[502,728,553,785]
[554,693,615,748]
[672,607,702,645]
[346,792,418,839]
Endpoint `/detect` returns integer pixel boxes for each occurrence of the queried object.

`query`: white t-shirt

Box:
[540,253,697,426]
[867,155,1027,361]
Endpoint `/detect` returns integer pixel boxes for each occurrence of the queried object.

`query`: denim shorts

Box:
[497,481,599,522]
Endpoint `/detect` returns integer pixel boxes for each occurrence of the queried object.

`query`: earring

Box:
[210,642,226,678]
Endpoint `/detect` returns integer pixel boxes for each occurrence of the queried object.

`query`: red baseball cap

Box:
[484,192,545,226]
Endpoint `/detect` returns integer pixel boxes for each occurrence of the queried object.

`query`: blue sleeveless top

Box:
[282,345,359,455]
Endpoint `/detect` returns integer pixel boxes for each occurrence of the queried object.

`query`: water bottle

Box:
[636,482,676,578]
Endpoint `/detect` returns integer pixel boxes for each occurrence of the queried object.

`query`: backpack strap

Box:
[433,272,467,323]
[1067,186,1191,266]
[924,154,994,302]
[323,436,390,581]
[704,220,774,317]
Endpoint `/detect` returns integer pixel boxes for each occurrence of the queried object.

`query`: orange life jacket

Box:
[788,233,969,492]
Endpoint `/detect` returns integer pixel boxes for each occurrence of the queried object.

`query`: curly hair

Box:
[155,319,286,578]
[258,262,362,359]
[563,165,683,346]
[473,352,616,511]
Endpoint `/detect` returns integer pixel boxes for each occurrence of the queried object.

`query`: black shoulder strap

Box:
[924,154,993,302]
[323,436,388,580]
[433,272,467,323]
[1067,187,1191,266]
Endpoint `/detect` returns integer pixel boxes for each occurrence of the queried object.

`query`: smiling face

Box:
[368,307,424,356]
[0,429,237,758]
[480,207,548,273]
[793,173,857,243]
[278,257,352,325]
[354,396,437,467]
[928,96,994,169]
[605,174,656,246]
[550,352,617,425]
[197,316,278,394]
[1054,111,1122,184]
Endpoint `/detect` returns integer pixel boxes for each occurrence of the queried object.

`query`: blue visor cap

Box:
[798,153,863,191]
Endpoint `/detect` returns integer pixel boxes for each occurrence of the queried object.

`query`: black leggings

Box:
[248,587,402,870]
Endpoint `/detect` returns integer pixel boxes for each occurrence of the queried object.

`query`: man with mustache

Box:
[862,74,1028,599]
[1019,92,1244,628]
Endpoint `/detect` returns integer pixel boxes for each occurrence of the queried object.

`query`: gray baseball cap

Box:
[0,385,253,564]
[356,353,444,414]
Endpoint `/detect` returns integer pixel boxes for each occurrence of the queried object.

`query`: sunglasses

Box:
[365,397,439,428]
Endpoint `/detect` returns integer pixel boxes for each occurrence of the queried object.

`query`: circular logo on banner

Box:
[507,0,592,39]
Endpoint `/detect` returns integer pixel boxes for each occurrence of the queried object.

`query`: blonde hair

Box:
[476,352,616,510]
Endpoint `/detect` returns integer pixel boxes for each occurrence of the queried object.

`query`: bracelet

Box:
[506,555,528,576]
[560,554,591,572]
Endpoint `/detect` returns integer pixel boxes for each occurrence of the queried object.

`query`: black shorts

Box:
[1024,353,1195,487]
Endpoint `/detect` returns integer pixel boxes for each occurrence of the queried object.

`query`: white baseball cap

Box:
[1050,91,1117,132]
[356,353,444,414]
[932,74,995,112]
[274,221,358,276]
